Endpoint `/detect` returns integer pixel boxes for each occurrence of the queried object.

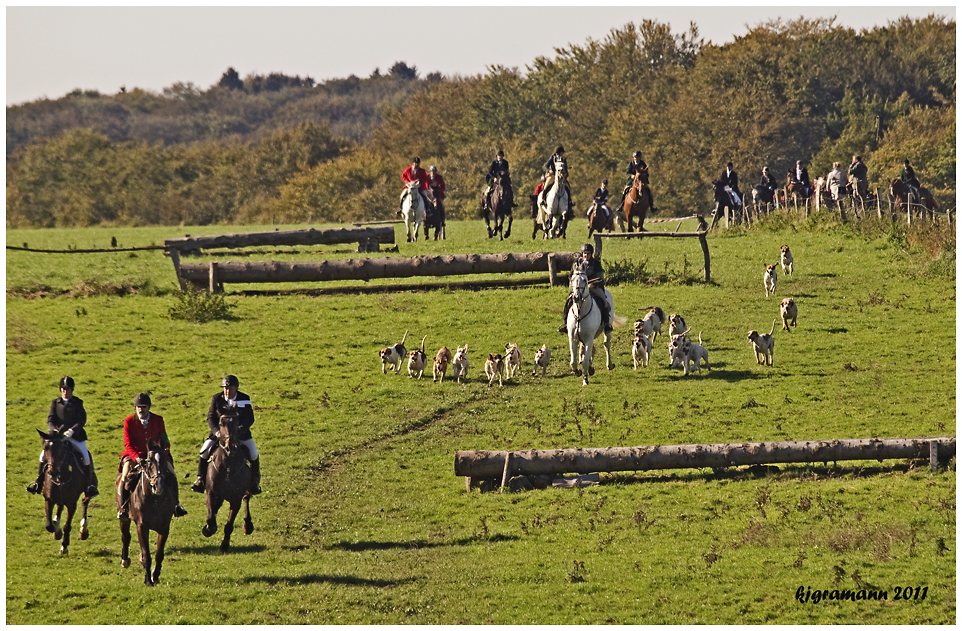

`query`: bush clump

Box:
[168,288,235,323]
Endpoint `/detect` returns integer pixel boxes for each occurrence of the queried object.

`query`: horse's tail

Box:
[612,314,628,328]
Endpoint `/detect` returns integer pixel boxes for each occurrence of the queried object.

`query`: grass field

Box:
[5,214,956,624]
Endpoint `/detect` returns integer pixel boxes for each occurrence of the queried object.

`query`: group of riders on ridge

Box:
[28,375,262,521]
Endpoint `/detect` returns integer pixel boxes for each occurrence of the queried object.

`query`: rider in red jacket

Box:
[117,393,187,520]
[399,157,432,213]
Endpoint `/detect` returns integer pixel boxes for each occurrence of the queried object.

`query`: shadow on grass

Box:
[608,461,936,486]
[242,573,415,588]
[171,543,268,555]
[326,533,519,552]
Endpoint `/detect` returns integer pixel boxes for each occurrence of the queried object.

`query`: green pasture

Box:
[6,215,956,623]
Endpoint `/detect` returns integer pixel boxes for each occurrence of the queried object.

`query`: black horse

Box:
[202,412,254,552]
[710,179,743,229]
[37,429,89,555]
[424,185,446,240]
[484,170,514,239]
[118,443,174,585]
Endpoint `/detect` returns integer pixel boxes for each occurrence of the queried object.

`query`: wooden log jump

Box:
[176,251,582,292]
[165,226,395,254]
[455,437,956,479]
[593,230,711,282]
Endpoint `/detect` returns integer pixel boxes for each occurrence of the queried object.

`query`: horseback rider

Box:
[398,157,432,215]
[619,151,657,213]
[117,393,188,520]
[900,158,921,202]
[719,161,742,206]
[558,243,612,335]
[482,149,509,212]
[427,165,445,228]
[540,145,574,215]
[758,166,778,203]
[791,160,812,197]
[27,376,99,499]
[589,179,611,220]
[848,155,868,201]
[191,375,261,495]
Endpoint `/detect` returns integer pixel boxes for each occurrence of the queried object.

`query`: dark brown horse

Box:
[587,200,624,237]
[484,170,514,240]
[889,178,938,219]
[623,171,652,232]
[202,413,253,552]
[37,429,89,555]
[785,172,813,204]
[118,443,174,585]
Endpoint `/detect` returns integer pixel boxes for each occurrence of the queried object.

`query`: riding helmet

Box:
[429,165,437,172]
[633,151,642,159]
[59,376,75,390]
[496,149,504,157]
[555,145,565,155]
[222,375,239,388]
[133,393,151,407]
[412,156,420,164]
[582,243,594,254]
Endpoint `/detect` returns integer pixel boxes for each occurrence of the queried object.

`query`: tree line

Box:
[6,16,955,228]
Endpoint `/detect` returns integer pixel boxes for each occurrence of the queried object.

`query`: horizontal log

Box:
[454,437,956,477]
[178,252,581,284]
[165,226,395,251]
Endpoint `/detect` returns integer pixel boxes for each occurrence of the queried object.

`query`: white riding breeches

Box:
[41,438,90,465]
[200,438,216,458]
[201,437,257,460]
[241,438,258,460]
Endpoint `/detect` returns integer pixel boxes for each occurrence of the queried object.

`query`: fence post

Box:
[209,261,219,293]
[699,233,711,283]
[167,248,187,291]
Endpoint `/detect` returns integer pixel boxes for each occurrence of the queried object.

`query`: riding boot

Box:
[602,302,613,334]
[117,482,131,520]
[26,460,45,494]
[558,296,574,333]
[191,456,208,493]
[84,454,99,498]
[249,458,262,495]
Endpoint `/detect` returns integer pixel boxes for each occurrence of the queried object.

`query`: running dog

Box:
[532,344,551,376]
[379,330,408,374]
[780,245,794,276]
[631,333,651,370]
[764,264,778,297]
[433,346,452,383]
[407,335,428,379]
[504,343,522,380]
[452,345,470,383]
[667,313,687,339]
[485,353,506,387]
[747,320,777,366]
[686,332,710,373]
[780,297,798,330]
[635,306,665,343]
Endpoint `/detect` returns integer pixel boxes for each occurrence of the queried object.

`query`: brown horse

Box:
[785,172,813,204]
[889,178,938,219]
[484,170,514,240]
[623,171,652,232]
[587,200,624,237]
[118,443,174,585]
[37,429,89,555]
[202,413,253,552]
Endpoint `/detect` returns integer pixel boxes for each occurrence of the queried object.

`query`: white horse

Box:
[539,158,569,238]
[401,180,425,242]
[566,268,622,386]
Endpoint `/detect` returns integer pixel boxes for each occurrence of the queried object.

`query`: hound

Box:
[504,343,522,380]
[379,330,408,374]
[748,320,777,366]
[780,297,798,330]
[407,335,428,379]
[667,313,687,339]
[780,245,794,276]
[686,332,710,373]
[631,333,651,370]
[485,353,506,387]
[433,346,452,383]
[452,345,470,383]
[532,344,551,376]
[635,306,665,343]
[764,264,777,297]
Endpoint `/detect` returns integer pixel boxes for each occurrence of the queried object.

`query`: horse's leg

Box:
[503,215,512,239]
[44,498,58,535]
[119,518,132,568]
[79,496,90,540]
[203,492,221,538]
[137,522,153,586]
[221,501,239,552]
[243,495,253,535]
[53,505,64,539]
[59,499,76,555]
[582,338,594,386]
[151,529,168,585]
[603,330,615,371]
[568,324,581,376]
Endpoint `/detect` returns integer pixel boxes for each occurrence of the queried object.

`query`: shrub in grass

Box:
[168,287,235,322]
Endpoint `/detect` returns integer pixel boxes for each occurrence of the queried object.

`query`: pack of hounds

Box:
[379,245,799,382]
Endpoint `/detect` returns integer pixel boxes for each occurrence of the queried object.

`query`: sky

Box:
[5,5,956,106]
